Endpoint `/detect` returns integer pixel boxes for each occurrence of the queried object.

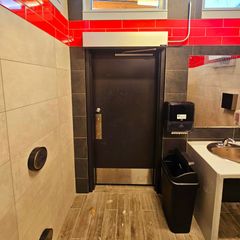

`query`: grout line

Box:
[0,57,60,70]
[0,60,6,113]
[0,60,21,239]
[5,96,59,113]
[0,156,9,169]
[1,58,59,71]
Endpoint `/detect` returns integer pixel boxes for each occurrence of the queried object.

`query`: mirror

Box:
[187,55,240,127]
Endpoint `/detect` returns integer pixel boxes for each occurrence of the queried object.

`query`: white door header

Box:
[82,32,168,47]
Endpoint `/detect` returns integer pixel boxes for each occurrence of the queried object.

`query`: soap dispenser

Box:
[164,102,195,134]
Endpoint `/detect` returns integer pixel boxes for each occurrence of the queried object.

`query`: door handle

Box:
[95,108,102,140]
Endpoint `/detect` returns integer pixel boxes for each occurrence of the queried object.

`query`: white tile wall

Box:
[0,3,75,240]
[1,60,57,110]
[0,8,56,67]
[57,68,71,97]
[7,99,59,157]
[61,0,69,19]
[55,39,70,70]
[0,112,9,166]
[0,162,19,240]
[58,95,72,125]
[0,62,5,112]
[11,129,60,201]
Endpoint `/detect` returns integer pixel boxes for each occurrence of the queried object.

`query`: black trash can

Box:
[161,150,199,233]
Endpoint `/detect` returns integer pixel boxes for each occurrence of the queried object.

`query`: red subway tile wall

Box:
[69,19,240,46]
[1,0,240,47]
[0,0,69,43]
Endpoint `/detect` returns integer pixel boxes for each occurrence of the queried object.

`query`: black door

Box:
[91,49,159,184]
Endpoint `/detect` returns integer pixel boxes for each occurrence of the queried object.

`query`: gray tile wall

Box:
[70,47,89,193]
[163,46,191,156]
[234,128,240,140]
[168,0,203,19]
[68,0,83,20]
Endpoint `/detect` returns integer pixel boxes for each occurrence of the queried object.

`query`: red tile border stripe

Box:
[0,0,240,47]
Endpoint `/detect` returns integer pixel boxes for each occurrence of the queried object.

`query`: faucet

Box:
[223,138,235,146]
[222,138,240,147]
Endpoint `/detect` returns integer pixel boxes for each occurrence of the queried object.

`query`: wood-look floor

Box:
[57,186,240,240]
[220,202,240,239]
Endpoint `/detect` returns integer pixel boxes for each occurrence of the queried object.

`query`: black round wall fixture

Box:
[28,147,48,171]
[39,228,53,240]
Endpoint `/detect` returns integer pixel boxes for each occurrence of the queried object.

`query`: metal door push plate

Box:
[95,113,102,140]
[28,147,48,171]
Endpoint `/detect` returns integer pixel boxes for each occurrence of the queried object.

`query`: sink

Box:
[207,142,240,163]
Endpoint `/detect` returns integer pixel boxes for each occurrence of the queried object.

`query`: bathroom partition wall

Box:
[0,5,75,240]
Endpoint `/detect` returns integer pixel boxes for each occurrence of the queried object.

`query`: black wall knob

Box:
[39,228,53,240]
[28,147,47,171]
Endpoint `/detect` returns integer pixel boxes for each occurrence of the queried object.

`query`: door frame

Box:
[85,47,166,192]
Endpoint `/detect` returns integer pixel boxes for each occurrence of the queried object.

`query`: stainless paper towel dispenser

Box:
[164,102,194,134]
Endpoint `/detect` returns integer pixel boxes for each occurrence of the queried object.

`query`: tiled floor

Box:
[220,202,240,239]
[57,186,240,240]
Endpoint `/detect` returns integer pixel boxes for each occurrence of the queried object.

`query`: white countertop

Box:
[188,141,240,178]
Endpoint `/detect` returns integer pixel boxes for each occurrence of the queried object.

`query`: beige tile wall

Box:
[0,112,9,166]
[0,62,5,112]
[0,4,75,240]
[1,60,57,110]
[0,162,19,240]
